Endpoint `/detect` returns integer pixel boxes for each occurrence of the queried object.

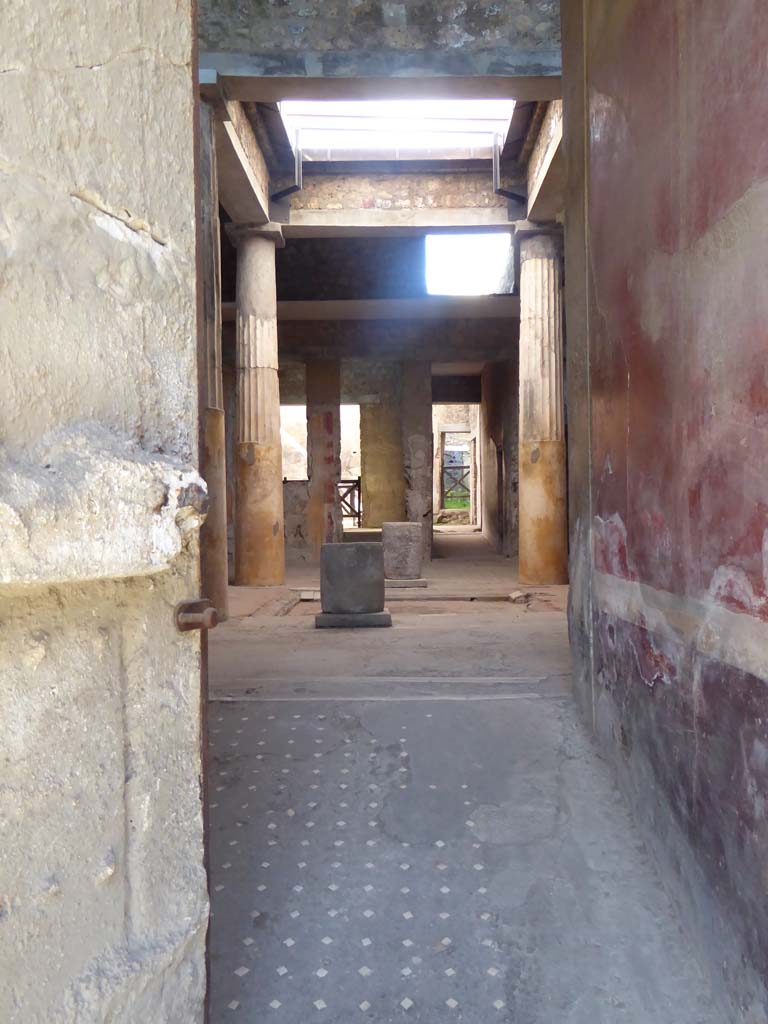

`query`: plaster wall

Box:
[360,365,406,527]
[480,362,519,556]
[564,1,768,1015]
[0,2,206,1021]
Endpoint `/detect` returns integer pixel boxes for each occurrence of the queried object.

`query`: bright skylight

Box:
[280,100,515,161]
[426,233,512,296]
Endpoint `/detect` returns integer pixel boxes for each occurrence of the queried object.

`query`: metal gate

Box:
[441,437,471,509]
[338,477,362,527]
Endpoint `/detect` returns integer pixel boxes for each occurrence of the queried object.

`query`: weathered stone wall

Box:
[289,173,511,213]
[564,1,768,1015]
[480,361,519,556]
[0,3,207,1020]
[199,0,561,78]
[277,237,427,300]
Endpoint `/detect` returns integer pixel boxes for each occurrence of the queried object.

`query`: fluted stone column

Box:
[227,222,286,587]
[198,100,229,619]
[306,359,342,559]
[518,234,568,584]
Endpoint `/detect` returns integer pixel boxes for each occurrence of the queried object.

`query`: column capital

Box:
[519,232,562,264]
[226,221,286,249]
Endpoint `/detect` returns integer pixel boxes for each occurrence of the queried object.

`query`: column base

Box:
[235,442,286,587]
[315,610,393,629]
[519,438,569,585]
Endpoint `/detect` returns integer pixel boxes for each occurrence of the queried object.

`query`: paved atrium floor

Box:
[208,532,722,1023]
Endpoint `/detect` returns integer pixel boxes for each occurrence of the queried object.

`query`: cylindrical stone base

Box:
[235,442,285,586]
[382,522,423,580]
[200,408,229,619]
[518,439,568,585]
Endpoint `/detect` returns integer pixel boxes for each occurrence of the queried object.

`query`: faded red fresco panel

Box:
[587,0,768,618]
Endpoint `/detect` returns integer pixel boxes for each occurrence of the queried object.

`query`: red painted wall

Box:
[573,0,768,1008]
[590,1,768,612]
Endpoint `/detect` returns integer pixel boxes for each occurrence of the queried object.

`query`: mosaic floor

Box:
[208,695,721,1024]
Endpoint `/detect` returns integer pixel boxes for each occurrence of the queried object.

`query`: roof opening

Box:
[279,99,515,163]
[425,233,512,296]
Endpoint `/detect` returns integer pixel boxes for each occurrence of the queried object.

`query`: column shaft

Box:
[518,234,568,584]
[306,359,342,559]
[229,224,286,587]
[198,100,229,617]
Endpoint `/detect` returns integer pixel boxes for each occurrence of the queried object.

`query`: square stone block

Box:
[382,522,423,580]
[320,543,385,614]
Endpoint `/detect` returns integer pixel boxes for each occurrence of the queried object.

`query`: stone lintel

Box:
[527,100,564,223]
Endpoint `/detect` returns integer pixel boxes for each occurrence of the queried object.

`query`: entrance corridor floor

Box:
[208,541,721,1023]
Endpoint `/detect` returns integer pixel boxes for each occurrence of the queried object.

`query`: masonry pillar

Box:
[360,366,406,528]
[433,427,444,517]
[306,359,342,559]
[401,361,433,561]
[518,234,568,584]
[227,222,286,586]
[198,100,229,618]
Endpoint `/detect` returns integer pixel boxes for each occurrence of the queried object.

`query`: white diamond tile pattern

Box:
[209,703,508,1021]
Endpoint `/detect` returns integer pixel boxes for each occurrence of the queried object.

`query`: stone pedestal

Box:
[316,543,392,628]
[382,522,424,580]
[518,234,568,585]
[227,222,286,587]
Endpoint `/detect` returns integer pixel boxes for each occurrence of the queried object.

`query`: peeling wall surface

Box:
[199,1,561,78]
[0,2,207,1021]
[565,1,768,1015]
